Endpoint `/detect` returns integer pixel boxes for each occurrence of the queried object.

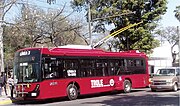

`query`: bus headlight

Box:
[30,84,40,97]
[31,92,37,97]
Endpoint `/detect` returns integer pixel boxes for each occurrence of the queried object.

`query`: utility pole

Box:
[178,26,180,67]
[88,0,92,46]
[0,0,5,73]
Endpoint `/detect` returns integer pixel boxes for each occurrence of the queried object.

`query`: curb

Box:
[0,99,12,105]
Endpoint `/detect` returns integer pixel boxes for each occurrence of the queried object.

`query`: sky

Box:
[160,0,180,27]
[4,0,179,54]
[5,0,180,27]
[30,0,180,27]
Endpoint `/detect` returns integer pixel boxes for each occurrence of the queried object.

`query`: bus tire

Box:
[66,84,78,100]
[123,80,132,93]
[173,83,178,92]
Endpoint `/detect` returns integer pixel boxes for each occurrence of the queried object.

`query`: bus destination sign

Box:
[20,50,31,56]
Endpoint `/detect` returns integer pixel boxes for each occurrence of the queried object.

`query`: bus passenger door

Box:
[41,57,65,98]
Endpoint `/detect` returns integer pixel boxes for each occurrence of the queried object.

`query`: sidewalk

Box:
[0,87,13,105]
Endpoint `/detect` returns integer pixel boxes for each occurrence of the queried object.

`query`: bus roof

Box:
[17,45,147,58]
[58,45,92,49]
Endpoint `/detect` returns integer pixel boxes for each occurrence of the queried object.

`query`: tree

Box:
[47,0,56,4]
[3,3,86,48]
[175,5,180,22]
[155,26,179,63]
[174,5,180,66]
[3,2,86,69]
[71,0,167,53]
[0,0,18,73]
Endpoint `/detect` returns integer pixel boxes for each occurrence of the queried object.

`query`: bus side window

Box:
[103,62,108,76]
[80,59,88,77]
[80,59,96,77]
[57,59,64,78]
[42,58,61,79]
[109,61,115,75]
[64,59,78,78]
[42,58,51,79]
[138,59,146,74]
[95,60,108,77]
[63,61,67,78]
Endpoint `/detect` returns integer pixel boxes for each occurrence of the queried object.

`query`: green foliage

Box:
[3,26,18,68]
[71,0,167,53]
[175,5,180,22]
[71,0,86,11]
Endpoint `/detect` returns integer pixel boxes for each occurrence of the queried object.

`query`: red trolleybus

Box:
[13,45,149,100]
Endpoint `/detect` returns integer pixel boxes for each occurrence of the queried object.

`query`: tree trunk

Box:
[0,0,5,73]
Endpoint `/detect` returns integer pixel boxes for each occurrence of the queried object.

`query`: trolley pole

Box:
[0,0,5,73]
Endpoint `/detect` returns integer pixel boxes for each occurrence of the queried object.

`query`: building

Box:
[148,45,175,74]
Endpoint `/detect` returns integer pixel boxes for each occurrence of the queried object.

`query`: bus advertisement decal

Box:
[90,79,115,88]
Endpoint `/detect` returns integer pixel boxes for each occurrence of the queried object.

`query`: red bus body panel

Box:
[14,47,149,100]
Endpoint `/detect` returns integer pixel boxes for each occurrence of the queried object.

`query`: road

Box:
[5,88,180,106]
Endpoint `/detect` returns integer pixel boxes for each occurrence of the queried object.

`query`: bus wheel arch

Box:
[123,79,132,93]
[66,82,80,100]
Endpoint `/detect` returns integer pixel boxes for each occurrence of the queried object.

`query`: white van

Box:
[150,67,180,91]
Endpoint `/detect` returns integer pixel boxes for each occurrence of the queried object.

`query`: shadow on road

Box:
[82,92,179,106]
[12,89,144,105]
[12,89,179,106]
[12,98,67,105]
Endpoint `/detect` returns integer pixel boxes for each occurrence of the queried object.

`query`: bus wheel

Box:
[66,84,78,100]
[173,83,178,92]
[123,80,132,93]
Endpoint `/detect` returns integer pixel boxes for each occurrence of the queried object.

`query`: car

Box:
[150,67,180,92]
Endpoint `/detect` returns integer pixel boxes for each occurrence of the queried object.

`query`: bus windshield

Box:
[14,49,41,83]
[155,69,175,76]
